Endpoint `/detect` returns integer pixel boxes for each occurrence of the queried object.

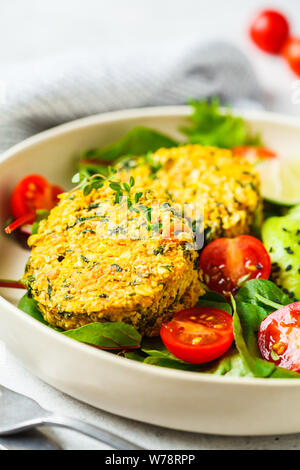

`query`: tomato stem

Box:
[0,279,26,289]
[4,213,35,234]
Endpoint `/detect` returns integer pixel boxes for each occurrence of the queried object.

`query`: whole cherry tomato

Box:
[282,37,300,77]
[250,10,290,54]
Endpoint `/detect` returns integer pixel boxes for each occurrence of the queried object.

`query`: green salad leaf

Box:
[62,322,141,349]
[235,278,291,311]
[18,293,141,349]
[196,290,232,314]
[79,126,178,174]
[207,348,253,377]
[181,98,261,148]
[143,356,202,371]
[133,336,250,376]
[18,293,54,327]
[18,280,300,378]
[137,343,253,377]
[76,99,263,180]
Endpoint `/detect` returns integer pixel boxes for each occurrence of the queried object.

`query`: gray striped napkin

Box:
[0,39,261,152]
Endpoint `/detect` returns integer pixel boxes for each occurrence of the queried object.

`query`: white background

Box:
[1,0,300,450]
[1,0,300,115]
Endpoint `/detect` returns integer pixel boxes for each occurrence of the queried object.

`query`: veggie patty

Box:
[22,144,261,336]
[23,177,204,335]
[116,145,262,241]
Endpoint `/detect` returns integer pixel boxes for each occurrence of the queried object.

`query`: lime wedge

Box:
[257,157,300,206]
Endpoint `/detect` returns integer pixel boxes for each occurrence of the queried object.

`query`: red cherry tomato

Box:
[233,146,277,164]
[199,235,271,297]
[160,307,233,364]
[258,302,300,372]
[249,10,290,54]
[5,175,63,234]
[282,38,300,77]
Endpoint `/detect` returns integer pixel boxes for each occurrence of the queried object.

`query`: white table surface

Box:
[1,0,300,450]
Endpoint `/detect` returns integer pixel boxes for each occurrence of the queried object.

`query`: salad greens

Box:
[181,98,262,148]
[78,126,178,175]
[18,293,141,349]
[19,294,52,327]
[196,290,232,315]
[78,98,262,177]
[17,279,300,378]
[11,98,300,378]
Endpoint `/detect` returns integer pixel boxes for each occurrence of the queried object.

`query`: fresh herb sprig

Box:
[109,175,136,206]
[71,167,117,196]
[71,167,146,214]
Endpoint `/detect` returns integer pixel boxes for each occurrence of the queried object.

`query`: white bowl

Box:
[1,106,300,436]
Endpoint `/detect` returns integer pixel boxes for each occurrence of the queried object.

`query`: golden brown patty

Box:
[116,144,262,240]
[23,144,261,336]
[23,180,204,336]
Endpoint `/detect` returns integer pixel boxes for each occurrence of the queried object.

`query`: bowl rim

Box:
[1,104,300,388]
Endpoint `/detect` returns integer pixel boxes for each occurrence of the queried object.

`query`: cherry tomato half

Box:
[282,38,300,77]
[5,175,63,234]
[258,302,300,372]
[160,307,233,364]
[11,174,60,218]
[249,10,290,54]
[233,146,277,164]
[199,235,271,297]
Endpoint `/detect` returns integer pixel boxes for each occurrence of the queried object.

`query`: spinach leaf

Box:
[18,293,141,349]
[78,161,111,178]
[144,356,202,371]
[18,293,58,328]
[124,351,146,362]
[79,126,177,165]
[207,348,253,377]
[141,344,253,376]
[181,98,261,149]
[196,290,232,314]
[63,322,141,349]
[139,336,250,376]
[235,279,291,312]
[233,280,300,378]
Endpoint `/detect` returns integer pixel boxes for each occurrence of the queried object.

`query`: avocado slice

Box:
[262,206,300,300]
